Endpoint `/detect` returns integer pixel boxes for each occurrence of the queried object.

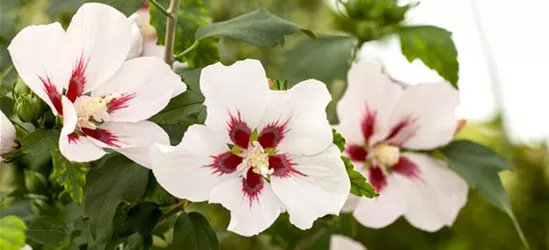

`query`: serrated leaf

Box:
[332,129,346,153]
[282,35,358,86]
[0,215,27,250]
[172,212,218,250]
[398,25,459,88]
[440,140,529,249]
[48,0,146,16]
[83,155,150,249]
[343,157,378,198]
[51,149,89,204]
[26,216,69,248]
[195,9,314,48]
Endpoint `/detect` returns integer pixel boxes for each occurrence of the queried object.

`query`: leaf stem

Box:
[163,0,181,65]
[159,200,187,221]
[176,40,200,59]
[506,207,530,250]
[149,0,172,17]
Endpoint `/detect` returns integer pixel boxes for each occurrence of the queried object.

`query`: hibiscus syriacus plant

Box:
[0,0,527,249]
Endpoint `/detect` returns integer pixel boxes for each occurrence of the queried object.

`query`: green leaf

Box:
[120,202,162,238]
[282,35,358,86]
[332,129,346,152]
[172,212,219,250]
[398,25,459,88]
[195,9,315,48]
[440,140,529,249]
[48,0,146,16]
[83,155,150,249]
[26,216,69,248]
[20,128,59,156]
[51,149,89,204]
[0,215,27,250]
[343,157,378,198]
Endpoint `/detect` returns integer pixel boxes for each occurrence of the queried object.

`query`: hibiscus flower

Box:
[336,62,468,232]
[151,59,350,236]
[1,111,18,160]
[8,3,185,167]
[330,235,366,250]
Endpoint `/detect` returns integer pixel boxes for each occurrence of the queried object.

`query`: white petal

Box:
[94,121,168,149]
[353,174,410,229]
[200,60,270,138]
[151,125,231,201]
[142,41,165,59]
[91,57,185,122]
[106,121,169,168]
[59,134,105,162]
[60,96,77,136]
[262,79,333,155]
[330,235,366,250]
[63,3,131,93]
[271,145,350,230]
[341,195,360,213]
[126,24,144,60]
[0,111,17,156]
[336,62,403,145]
[402,154,468,232]
[7,22,68,114]
[209,178,284,236]
[21,245,33,250]
[386,82,460,150]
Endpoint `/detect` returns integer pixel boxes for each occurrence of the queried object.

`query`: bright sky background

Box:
[326,0,549,144]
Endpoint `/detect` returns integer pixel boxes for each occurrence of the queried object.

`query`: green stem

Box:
[163,0,181,65]
[176,40,199,59]
[149,0,172,17]
[159,200,187,221]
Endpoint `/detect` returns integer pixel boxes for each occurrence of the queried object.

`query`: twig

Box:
[149,0,172,18]
[163,0,181,65]
[176,40,199,59]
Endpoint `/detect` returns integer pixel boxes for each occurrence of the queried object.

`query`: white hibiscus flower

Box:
[126,1,165,60]
[8,3,185,168]
[336,62,468,232]
[151,59,350,236]
[330,235,366,250]
[1,111,18,161]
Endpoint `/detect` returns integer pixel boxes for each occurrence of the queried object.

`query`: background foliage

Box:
[0,0,548,250]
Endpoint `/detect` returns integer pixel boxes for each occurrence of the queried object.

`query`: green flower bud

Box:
[16,93,46,123]
[13,78,30,97]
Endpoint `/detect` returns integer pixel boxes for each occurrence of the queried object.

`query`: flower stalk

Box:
[164,0,181,65]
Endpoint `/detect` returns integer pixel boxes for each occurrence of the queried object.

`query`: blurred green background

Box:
[1,0,548,250]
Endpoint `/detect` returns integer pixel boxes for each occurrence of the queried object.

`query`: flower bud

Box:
[13,78,30,97]
[16,93,46,123]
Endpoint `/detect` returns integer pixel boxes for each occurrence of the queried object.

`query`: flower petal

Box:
[200,60,270,139]
[7,22,67,115]
[336,62,403,145]
[91,121,167,150]
[330,235,366,250]
[104,121,169,168]
[63,3,131,94]
[209,178,284,236]
[60,96,77,136]
[271,145,350,229]
[385,82,460,150]
[261,79,333,155]
[91,57,185,122]
[353,174,410,229]
[59,134,106,162]
[0,111,17,156]
[151,125,231,201]
[402,154,468,232]
[126,24,144,60]
[341,195,360,213]
[142,41,165,59]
